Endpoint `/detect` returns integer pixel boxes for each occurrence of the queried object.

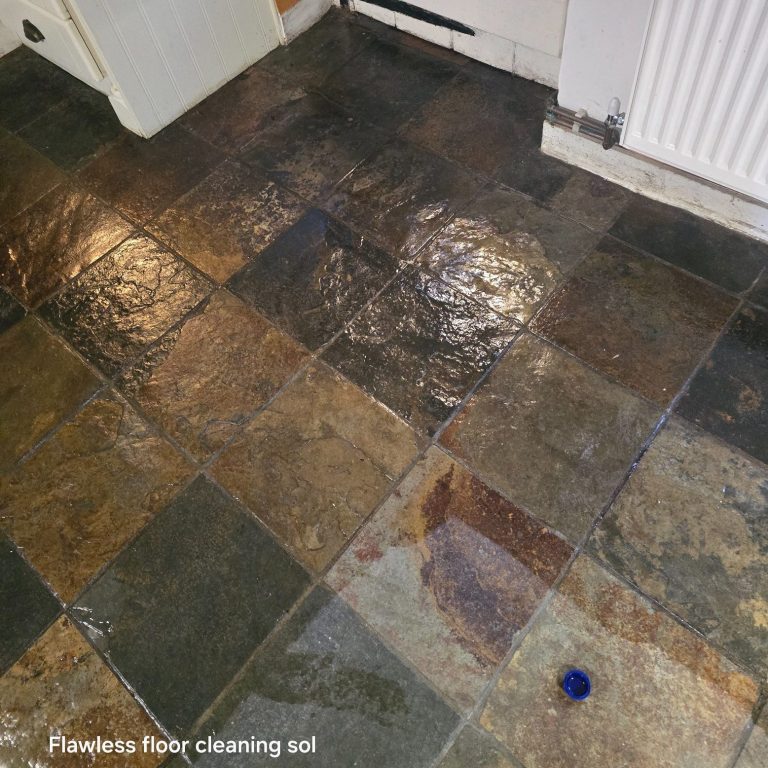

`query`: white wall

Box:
[0,19,19,56]
[557,0,652,118]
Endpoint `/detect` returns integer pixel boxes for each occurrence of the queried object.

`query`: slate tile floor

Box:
[1,8,768,768]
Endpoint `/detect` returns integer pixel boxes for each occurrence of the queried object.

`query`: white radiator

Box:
[623,0,768,204]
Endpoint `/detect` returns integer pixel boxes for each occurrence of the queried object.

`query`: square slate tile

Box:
[479,556,759,768]
[591,416,768,677]
[0,537,60,674]
[610,195,768,293]
[0,131,64,227]
[0,393,192,602]
[181,66,304,152]
[0,286,25,333]
[326,139,481,259]
[191,586,459,767]
[259,7,373,87]
[0,182,132,307]
[441,333,660,541]
[320,38,458,132]
[72,476,310,735]
[229,209,398,349]
[18,86,125,170]
[677,304,768,465]
[77,125,223,223]
[240,92,387,201]
[0,617,164,768]
[148,161,305,283]
[324,268,516,434]
[212,363,423,573]
[0,316,99,470]
[328,447,572,711]
[530,236,737,405]
[41,234,212,376]
[750,269,768,309]
[438,728,522,768]
[118,290,309,462]
[736,709,768,768]
[418,185,599,322]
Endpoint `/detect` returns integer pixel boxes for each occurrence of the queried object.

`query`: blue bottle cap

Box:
[562,668,591,701]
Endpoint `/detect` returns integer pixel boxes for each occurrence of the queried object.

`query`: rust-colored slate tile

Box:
[328,447,573,711]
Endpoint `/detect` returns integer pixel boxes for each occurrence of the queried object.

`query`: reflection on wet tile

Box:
[77,125,223,222]
[677,305,768,465]
[324,268,516,434]
[531,237,737,404]
[73,476,309,735]
[610,195,768,293]
[0,393,192,602]
[419,185,599,321]
[148,162,305,283]
[0,286,25,333]
[0,131,64,227]
[119,290,309,462]
[0,182,132,306]
[181,66,304,152]
[321,38,457,132]
[260,8,373,86]
[591,417,768,676]
[230,210,398,349]
[212,363,422,572]
[192,586,459,767]
[0,617,163,768]
[326,140,480,259]
[438,727,522,768]
[41,234,212,376]
[736,709,768,768]
[241,93,387,201]
[442,334,660,541]
[480,556,759,768]
[0,537,60,674]
[19,87,125,170]
[328,447,572,711]
[0,317,99,470]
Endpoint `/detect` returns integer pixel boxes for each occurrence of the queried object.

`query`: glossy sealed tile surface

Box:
[326,140,480,259]
[192,587,459,767]
[324,268,516,434]
[591,417,768,676]
[531,237,737,404]
[149,161,305,283]
[119,290,309,461]
[0,617,163,768]
[480,556,759,768]
[0,537,59,674]
[41,234,212,376]
[610,195,768,292]
[442,333,660,541]
[212,363,423,572]
[241,92,387,201]
[328,447,572,711]
[0,182,132,306]
[0,393,192,602]
[0,316,99,470]
[73,476,309,735]
[78,125,223,223]
[229,209,398,349]
[677,304,768,465]
[0,286,25,333]
[419,185,599,321]
[438,727,522,768]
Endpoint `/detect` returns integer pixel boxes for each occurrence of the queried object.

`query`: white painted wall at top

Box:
[557,0,652,118]
[0,19,19,55]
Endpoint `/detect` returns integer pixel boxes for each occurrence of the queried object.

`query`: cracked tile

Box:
[229,209,398,349]
[72,476,309,735]
[441,333,660,541]
[118,290,309,462]
[480,556,759,768]
[149,161,305,283]
[531,237,737,404]
[211,363,423,572]
[0,392,192,602]
[41,234,212,376]
[328,447,572,711]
